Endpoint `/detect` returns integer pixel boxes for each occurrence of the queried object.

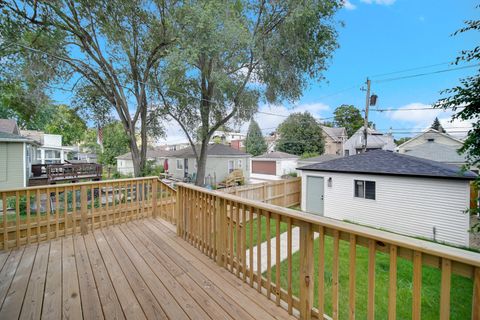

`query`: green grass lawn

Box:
[244,216,289,249]
[269,236,473,319]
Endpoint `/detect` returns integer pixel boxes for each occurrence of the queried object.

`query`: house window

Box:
[176,159,183,170]
[228,160,234,173]
[354,180,376,200]
[237,159,243,169]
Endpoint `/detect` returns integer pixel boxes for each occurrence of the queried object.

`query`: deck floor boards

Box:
[0,217,294,320]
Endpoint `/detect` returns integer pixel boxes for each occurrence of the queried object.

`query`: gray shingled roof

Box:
[297,149,477,180]
[0,119,19,135]
[254,151,299,159]
[116,148,176,160]
[404,142,467,163]
[321,126,346,142]
[170,143,250,158]
[297,154,342,166]
[0,131,37,144]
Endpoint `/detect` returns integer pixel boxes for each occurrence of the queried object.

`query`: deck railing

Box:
[176,183,480,320]
[0,176,175,249]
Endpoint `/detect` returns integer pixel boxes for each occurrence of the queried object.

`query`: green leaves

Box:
[276,112,325,156]
[333,104,363,137]
[245,120,267,156]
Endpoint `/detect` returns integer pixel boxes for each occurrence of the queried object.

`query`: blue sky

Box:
[250,0,479,141]
[51,0,478,144]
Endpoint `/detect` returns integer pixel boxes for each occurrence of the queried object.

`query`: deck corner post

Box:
[299,221,314,320]
[216,196,225,266]
[80,185,88,235]
[152,178,158,218]
[176,186,182,236]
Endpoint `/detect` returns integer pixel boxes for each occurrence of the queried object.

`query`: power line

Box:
[371,106,460,112]
[373,64,479,84]
[370,61,452,78]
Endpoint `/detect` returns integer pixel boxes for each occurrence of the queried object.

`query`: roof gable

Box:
[398,128,464,149]
[0,119,19,135]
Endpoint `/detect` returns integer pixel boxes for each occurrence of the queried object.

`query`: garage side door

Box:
[306,176,324,216]
[252,160,276,175]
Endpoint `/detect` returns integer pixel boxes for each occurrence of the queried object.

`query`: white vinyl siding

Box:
[301,171,470,246]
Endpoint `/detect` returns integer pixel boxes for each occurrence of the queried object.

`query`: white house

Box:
[251,151,299,178]
[20,130,72,164]
[116,147,172,175]
[165,144,251,184]
[297,150,477,247]
[397,128,471,169]
[211,130,246,144]
[343,126,395,156]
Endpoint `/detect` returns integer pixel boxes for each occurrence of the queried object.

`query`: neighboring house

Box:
[343,126,395,156]
[297,150,477,247]
[0,131,38,189]
[211,131,246,144]
[265,132,279,152]
[21,130,72,164]
[0,119,20,135]
[116,147,172,175]
[166,144,251,183]
[397,128,471,169]
[230,139,245,151]
[321,126,347,155]
[297,154,342,168]
[251,151,299,177]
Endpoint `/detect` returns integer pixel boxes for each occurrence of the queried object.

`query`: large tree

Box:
[436,17,479,168]
[44,105,87,145]
[245,120,267,156]
[156,0,340,185]
[3,0,175,176]
[333,104,364,137]
[276,112,325,156]
[435,14,479,227]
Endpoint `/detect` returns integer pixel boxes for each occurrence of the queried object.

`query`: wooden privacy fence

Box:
[0,176,175,249]
[176,183,480,320]
[220,177,301,208]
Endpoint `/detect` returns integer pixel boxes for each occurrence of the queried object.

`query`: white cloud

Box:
[360,0,396,5]
[248,103,331,134]
[157,102,331,145]
[387,102,473,138]
[439,117,474,139]
[342,0,357,10]
[388,103,446,125]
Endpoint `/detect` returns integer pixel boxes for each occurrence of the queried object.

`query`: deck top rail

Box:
[176,182,480,320]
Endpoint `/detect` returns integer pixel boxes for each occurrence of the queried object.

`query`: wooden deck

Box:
[0,218,295,320]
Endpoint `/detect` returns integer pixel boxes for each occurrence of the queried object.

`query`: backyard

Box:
[252,221,474,319]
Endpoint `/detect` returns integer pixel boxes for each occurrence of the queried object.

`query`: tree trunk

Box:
[129,136,142,177]
[195,140,209,186]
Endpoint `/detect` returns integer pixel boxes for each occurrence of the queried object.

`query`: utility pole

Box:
[363,78,371,153]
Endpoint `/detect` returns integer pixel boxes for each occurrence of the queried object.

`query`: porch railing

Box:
[176,182,480,320]
[0,176,175,249]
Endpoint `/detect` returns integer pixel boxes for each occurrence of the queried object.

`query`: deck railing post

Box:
[299,221,314,320]
[152,178,158,218]
[216,196,225,266]
[176,186,182,236]
[80,185,88,235]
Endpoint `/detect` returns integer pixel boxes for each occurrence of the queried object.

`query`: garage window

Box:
[354,180,376,200]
